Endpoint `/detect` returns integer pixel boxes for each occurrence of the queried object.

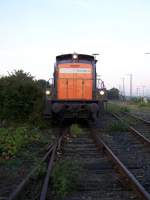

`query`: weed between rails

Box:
[70,124,83,137]
[52,160,80,198]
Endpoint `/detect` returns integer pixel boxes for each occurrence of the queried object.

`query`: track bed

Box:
[49,128,138,200]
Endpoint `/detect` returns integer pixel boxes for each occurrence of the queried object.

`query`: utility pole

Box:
[142,86,145,97]
[119,84,122,95]
[127,74,133,99]
[144,52,150,98]
[139,88,141,97]
[136,87,139,97]
[130,74,132,98]
[122,77,125,100]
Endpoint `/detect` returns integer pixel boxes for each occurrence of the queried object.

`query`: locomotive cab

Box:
[44,53,107,120]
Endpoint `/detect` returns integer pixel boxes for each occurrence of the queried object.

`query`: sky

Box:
[0,0,150,96]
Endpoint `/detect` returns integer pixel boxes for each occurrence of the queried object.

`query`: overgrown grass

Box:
[70,124,83,137]
[52,160,79,198]
[138,102,150,107]
[107,103,130,113]
[119,106,130,113]
[107,121,128,132]
[106,103,120,113]
[0,126,46,160]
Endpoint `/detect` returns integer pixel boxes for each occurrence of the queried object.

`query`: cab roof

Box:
[56,54,95,62]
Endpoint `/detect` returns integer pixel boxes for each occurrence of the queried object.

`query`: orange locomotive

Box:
[44,53,106,120]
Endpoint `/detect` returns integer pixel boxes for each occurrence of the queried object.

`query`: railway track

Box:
[112,111,150,144]
[2,118,150,200]
[0,127,67,200]
[48,123,150,200]
[129,110,150,122]
[99,113,150,198]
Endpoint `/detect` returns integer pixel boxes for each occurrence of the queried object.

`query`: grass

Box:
[0,126,54,160]
[70,124,83,137]
[138,102,150,108]
[119,106,130,113]
[0,121,55,199]
[107,102,130,114]
[109,100,150,113]
[52,160,79,198]
[0,127,29,159]
[107,121,128,132]
[130,98,150,108]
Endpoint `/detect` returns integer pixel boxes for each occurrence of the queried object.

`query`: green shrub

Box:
[0,127,26,158]
[70,124,83,136]
[52,160,79,198]
[0,70,44,122]
[0,126,41,159]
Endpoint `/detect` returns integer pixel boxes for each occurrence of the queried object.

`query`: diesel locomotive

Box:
[44,53,107,120]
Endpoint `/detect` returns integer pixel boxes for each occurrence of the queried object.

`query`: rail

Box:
[7,131,65,200]
[111,112,150,146]
[122,111,150,125]
[90,127,150,200]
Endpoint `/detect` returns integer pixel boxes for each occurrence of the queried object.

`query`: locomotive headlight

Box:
[46,90,50,95]
[99,90,105,95]
[73,54,78,59]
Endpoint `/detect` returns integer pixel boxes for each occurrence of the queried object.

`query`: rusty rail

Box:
[40,144,57,200]
[40,135,63,200]
[91,129,150,200]
[123,112,150,125]
[8,145,54,200]
[111,112,150,146]
[7,131,64,200]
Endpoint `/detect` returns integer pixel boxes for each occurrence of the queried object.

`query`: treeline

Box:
[107,88,119,100]
[0,70,46,124]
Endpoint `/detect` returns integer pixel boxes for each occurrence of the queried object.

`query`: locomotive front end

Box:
[44,53,106,120]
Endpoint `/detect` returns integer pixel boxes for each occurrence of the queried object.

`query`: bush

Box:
[70,124,83,136]
[0,126,41,159]
[0,128,26,159]
[0,70,44,122]
[107,88,119,100]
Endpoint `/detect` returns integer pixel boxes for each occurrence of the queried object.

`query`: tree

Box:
[0,70,44,122]
[107,88,119,100]
[37,79,49,90]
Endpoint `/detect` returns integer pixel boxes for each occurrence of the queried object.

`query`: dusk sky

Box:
[0,0,150,96]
